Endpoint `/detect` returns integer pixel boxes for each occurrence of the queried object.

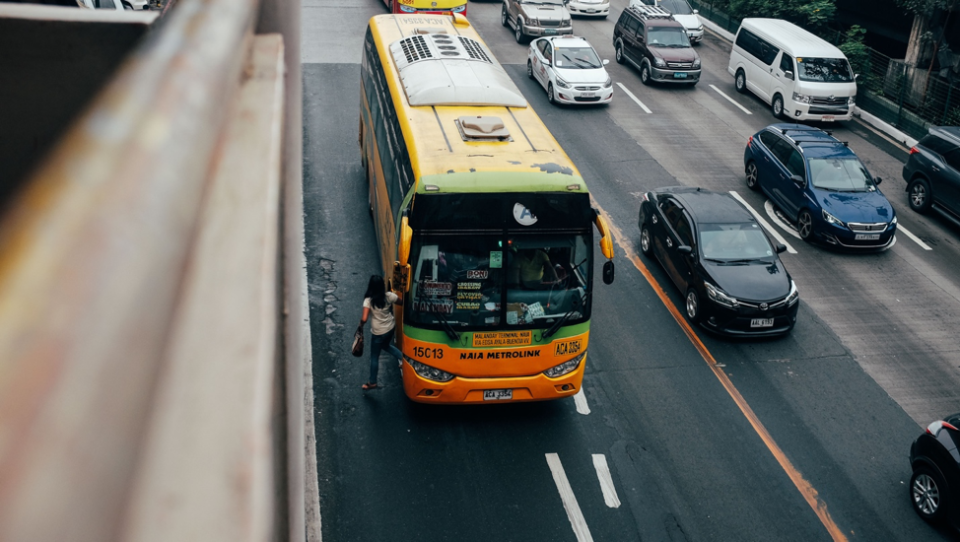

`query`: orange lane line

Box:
[594,199,848,542]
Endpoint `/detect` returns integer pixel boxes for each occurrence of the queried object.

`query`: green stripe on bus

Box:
[402,321,591,346]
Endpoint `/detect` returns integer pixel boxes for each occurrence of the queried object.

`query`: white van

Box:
[727,18,857,122]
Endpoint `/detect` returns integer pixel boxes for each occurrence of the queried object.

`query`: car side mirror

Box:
[602,59,610,65]
[854,73,859,80]
[602,260,615,284]
[874,176,882,185]
[693,8,698,13]
[784,70,794,80]
[775,243,787,254]
[677,245,693,255]
[790,174,806,188]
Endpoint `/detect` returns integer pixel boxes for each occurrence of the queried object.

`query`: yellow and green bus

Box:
[359,13,615,404]
[382,0,467,16]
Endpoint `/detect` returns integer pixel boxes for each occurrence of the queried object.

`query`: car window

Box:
[759,41,780,66]
[735,29,761,59]
[544,43,553,63]
[943,149,960,171]
[556,47,602,69]
[784,149,805,179]
[769,138,795,168]
[808,158,876,191]
[919,135,958,159]
[779,54,793,73]
[674,214,694,247]
[537,39,548,55]
[659,0,693,14]
[660,199,692,245]
[624,16,640,36]
[758,131,781,151]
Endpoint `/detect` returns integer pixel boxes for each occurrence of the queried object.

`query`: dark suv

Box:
[903,126,960,226]
[613,4,701,86]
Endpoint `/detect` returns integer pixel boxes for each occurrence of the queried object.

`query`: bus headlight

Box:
[544,352,586,378]
[450,4,465,12]
[705,282,738,309]
[408,357,455,382]
[399,4,415,11]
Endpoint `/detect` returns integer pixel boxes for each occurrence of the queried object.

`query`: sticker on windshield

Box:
[467,269,488,279]
[556,61,563,66]
[513,203,538,226]
[490,251,503,269]
[420,281,452,296]
[458,282,482,290]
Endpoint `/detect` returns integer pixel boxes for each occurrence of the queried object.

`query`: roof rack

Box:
[627,3,673,19]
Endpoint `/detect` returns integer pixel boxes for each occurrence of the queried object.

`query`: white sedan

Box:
[566,0,609,18]
[527,36,613,105]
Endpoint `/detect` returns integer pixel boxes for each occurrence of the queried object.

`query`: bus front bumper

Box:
[401,359,584,403]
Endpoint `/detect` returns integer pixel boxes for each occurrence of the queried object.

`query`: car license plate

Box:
[674,72,688,79]
[483,389,513,401]
[821,115,835,121]
[581,92,595,98]
[586,9,595,12]
[544,29,557,35]
[750,318,774,328]
[855,233,880,240]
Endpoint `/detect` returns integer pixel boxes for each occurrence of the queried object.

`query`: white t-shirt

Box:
[363,292,399,336]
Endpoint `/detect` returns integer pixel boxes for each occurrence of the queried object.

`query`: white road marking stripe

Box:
[763,199,803,240]
[616,82,652,114]
[591,454,621,508]
[574,389,591,415]
[728,191,798,253]
[545,453,594,542]
[896,225,931,250]
[709,84,752,115]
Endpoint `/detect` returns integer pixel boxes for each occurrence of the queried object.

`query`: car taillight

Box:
[909,146,919,155]
[944,421,959,431]
[748,135,753,147]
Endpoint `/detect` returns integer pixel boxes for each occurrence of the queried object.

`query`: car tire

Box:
[640,225,653,257]
[772,94,784,119]
[797,209,814,242]
[547,82,556,105]
[908,177,933,214]
[527,59,534,79]
[640,62,652,86]
[911,466,949,523]
[735,69,746,94]
[745,161,760,191]
[501,5,509,27]
[685,288,701,324]
[515,18,526,43]
[615,40,625,65]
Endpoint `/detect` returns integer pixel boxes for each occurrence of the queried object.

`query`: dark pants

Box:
[369,330,403,384]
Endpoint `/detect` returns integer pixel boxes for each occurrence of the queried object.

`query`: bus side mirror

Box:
[593,210,615,260]
[602,260,615,285]
[398,216,413,266]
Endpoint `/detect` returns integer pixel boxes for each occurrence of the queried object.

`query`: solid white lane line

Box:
[545,454,595,542]
[709,84,752,115]
[616,82,652,114]
[574,389,591,415]
[591,454,621,508]
[763,200,803,240]
[896,225,932,250]
[728,191,798,253]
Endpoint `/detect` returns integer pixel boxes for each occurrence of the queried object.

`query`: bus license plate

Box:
[750,318,774,328]
[855,233,880,240]
[483,389,513,401]
[822,115,835,121]
[544,29,557,35]
[674,72,688,79]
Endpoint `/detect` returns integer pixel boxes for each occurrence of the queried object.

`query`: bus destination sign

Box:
[472,331,532,347]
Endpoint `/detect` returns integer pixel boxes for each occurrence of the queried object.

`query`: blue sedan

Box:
[743,124,897,248]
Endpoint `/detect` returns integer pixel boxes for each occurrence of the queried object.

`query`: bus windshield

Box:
[406,232,592,330]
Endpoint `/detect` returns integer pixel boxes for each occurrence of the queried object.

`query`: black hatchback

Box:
[638,187,799,336]
[909,413,960,531]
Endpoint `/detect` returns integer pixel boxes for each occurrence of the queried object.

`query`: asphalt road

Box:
[303,0,960,539]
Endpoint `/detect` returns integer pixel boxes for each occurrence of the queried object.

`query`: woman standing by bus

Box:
[360,275,403,391]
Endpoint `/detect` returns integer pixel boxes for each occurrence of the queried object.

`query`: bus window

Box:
[505,234,590,327]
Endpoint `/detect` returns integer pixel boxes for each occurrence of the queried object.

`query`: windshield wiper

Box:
[543,290,589,339]
[434,311,461,341]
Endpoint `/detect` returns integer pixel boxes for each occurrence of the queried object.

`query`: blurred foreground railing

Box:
[0,0,312,541]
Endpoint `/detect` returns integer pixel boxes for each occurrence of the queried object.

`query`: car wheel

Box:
[911,466,949,523]
[547,82,556,104]
[527,59,534,79]
[640,225,653,256]
[685,288,701,324]
[515,18,525,43]
[772,94,784,119]
[908,178,933,214]
[501,5,508,27]
[640,62,652,86]
[615,41,624,65]
[735,69,746,94]
[745,161,759,191]
[797,209,814,242]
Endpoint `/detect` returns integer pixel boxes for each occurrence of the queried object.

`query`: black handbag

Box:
[351,324,364,357]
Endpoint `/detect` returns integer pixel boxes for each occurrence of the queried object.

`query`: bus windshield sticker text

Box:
[554,338,583,357]
[473,331,533,347]
[420,281,452,296]
[460,349,541,360]
[457,282,482,290]
[416,299,454,314]
[466,269,488,279]
[456,302,480,310]
[457,292,483,300]
[489,251,502,269]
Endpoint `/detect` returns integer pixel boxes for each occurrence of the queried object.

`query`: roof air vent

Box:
[457,37,492,63]
[398,35,433,63]
[456,116,512,142]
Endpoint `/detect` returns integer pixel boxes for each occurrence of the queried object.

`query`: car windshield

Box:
[796,57,854,83]
[405,232,592,330]
[808,158,876,191]
[699,222,774,261]
[647,27,691,47]
[658,0,694,15]
[556,47,602,69]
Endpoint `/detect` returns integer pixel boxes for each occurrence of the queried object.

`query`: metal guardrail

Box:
[0,0,310,541]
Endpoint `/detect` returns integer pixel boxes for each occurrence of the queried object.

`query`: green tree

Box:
[728,0,836,32]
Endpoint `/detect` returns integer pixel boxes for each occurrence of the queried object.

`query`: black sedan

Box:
[909,413,960,531]
[638,187,799,336]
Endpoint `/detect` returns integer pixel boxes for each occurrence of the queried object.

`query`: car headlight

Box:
[705,282,738,309]
[556,77,569,88]
[786,280,799,306]
[451,4,465,11]
[792,92,811,104]
[562,18,571,25]
[692,57,701,68]
[544,351,586,378]
[408,357,455,382]
[526,17,538,25]
[653,57,665,67]
[891,215,898,225]
[603,77,612,88]
[822,209,845,227]
[697,25,703,31]
[848,96,856,105]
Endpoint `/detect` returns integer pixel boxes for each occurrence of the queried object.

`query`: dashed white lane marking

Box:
[545,454,595,542]
[574,389,591,415]
[709,84,753,115]
[591,454,621,508]
[764,200,803,240]
[729,191,798,253]
[616,82,652,114]
[896,224,932,250]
